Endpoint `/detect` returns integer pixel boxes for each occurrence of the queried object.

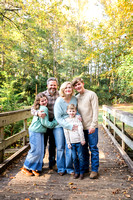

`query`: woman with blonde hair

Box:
[53,81,79,176]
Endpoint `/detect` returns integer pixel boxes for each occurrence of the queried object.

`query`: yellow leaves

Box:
[68,182,73,185]
[84,57,92,64]
[0,97,7,102]
[68,182,77,189]
[100,0,132,36]
[84,52,97,64]
[123,191,131,198]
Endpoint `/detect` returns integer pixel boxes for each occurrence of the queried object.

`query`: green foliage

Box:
[89,84,112,105]
[116,55,133,101]
[0,0,132,110]
[4,121,23,139]
[0,72,48,112]
[0,74,22,111]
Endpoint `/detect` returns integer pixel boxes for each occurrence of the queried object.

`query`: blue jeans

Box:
[82,128,99,172]
[24,131,44,171]
[71,143,84,175]
[44,128,56,168]
[53,127,74,174]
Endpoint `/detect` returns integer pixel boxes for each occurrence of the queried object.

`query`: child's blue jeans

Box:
[71,143,84,175]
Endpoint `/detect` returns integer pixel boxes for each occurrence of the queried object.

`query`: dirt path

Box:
[0,125,133,200]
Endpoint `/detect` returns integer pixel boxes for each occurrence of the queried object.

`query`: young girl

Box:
[21,92,57,177]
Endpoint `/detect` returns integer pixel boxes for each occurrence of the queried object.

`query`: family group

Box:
[21,77,99,180]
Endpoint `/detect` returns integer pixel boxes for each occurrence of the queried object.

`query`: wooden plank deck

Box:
[0,125,132,200]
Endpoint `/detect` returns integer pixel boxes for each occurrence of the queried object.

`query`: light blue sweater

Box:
[54,96,78,130]
[29,106,57,133]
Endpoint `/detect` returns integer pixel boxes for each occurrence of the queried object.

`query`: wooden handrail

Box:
[102,105,133,127]
[0,109,32,163]
[102,105,133,172]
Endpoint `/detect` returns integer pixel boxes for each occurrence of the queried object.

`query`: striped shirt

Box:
[43,90,59,119]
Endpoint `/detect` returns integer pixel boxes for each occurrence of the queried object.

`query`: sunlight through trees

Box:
[0,0,132,110]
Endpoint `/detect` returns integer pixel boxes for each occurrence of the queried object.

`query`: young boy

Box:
[64,104,85,179]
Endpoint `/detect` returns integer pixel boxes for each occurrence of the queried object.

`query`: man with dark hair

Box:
[31,77,59,169]
[72,77,99,179]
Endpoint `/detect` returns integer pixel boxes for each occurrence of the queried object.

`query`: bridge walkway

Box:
[0,125,132,200]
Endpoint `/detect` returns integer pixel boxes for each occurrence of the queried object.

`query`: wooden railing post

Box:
[103,109,107,127]
[122,122,125,150]
[0,127,4,163]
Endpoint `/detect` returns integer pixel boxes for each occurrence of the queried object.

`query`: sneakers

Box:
[32,170,40,177]
[21,167,40,177]
[89,171,98,179]
[21,167,33,176]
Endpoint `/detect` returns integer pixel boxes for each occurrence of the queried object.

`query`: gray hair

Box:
[47,77,58,85]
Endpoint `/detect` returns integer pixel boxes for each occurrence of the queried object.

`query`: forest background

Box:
[0,0,133,112]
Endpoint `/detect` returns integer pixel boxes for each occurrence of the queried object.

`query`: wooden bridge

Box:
[0,106,133,200]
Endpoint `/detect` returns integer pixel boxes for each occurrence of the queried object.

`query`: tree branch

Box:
[0,12,20,31]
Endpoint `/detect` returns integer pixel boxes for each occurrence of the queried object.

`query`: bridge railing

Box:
[102,105,133,172]
[0,109,32,166]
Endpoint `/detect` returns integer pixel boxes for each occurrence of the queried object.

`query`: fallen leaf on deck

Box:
[71,186,77,189]
[124,194,130,198]
[127,176,132,181]
[51,180,57,182]
[69,182,73,185]
[10,176,15,179]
